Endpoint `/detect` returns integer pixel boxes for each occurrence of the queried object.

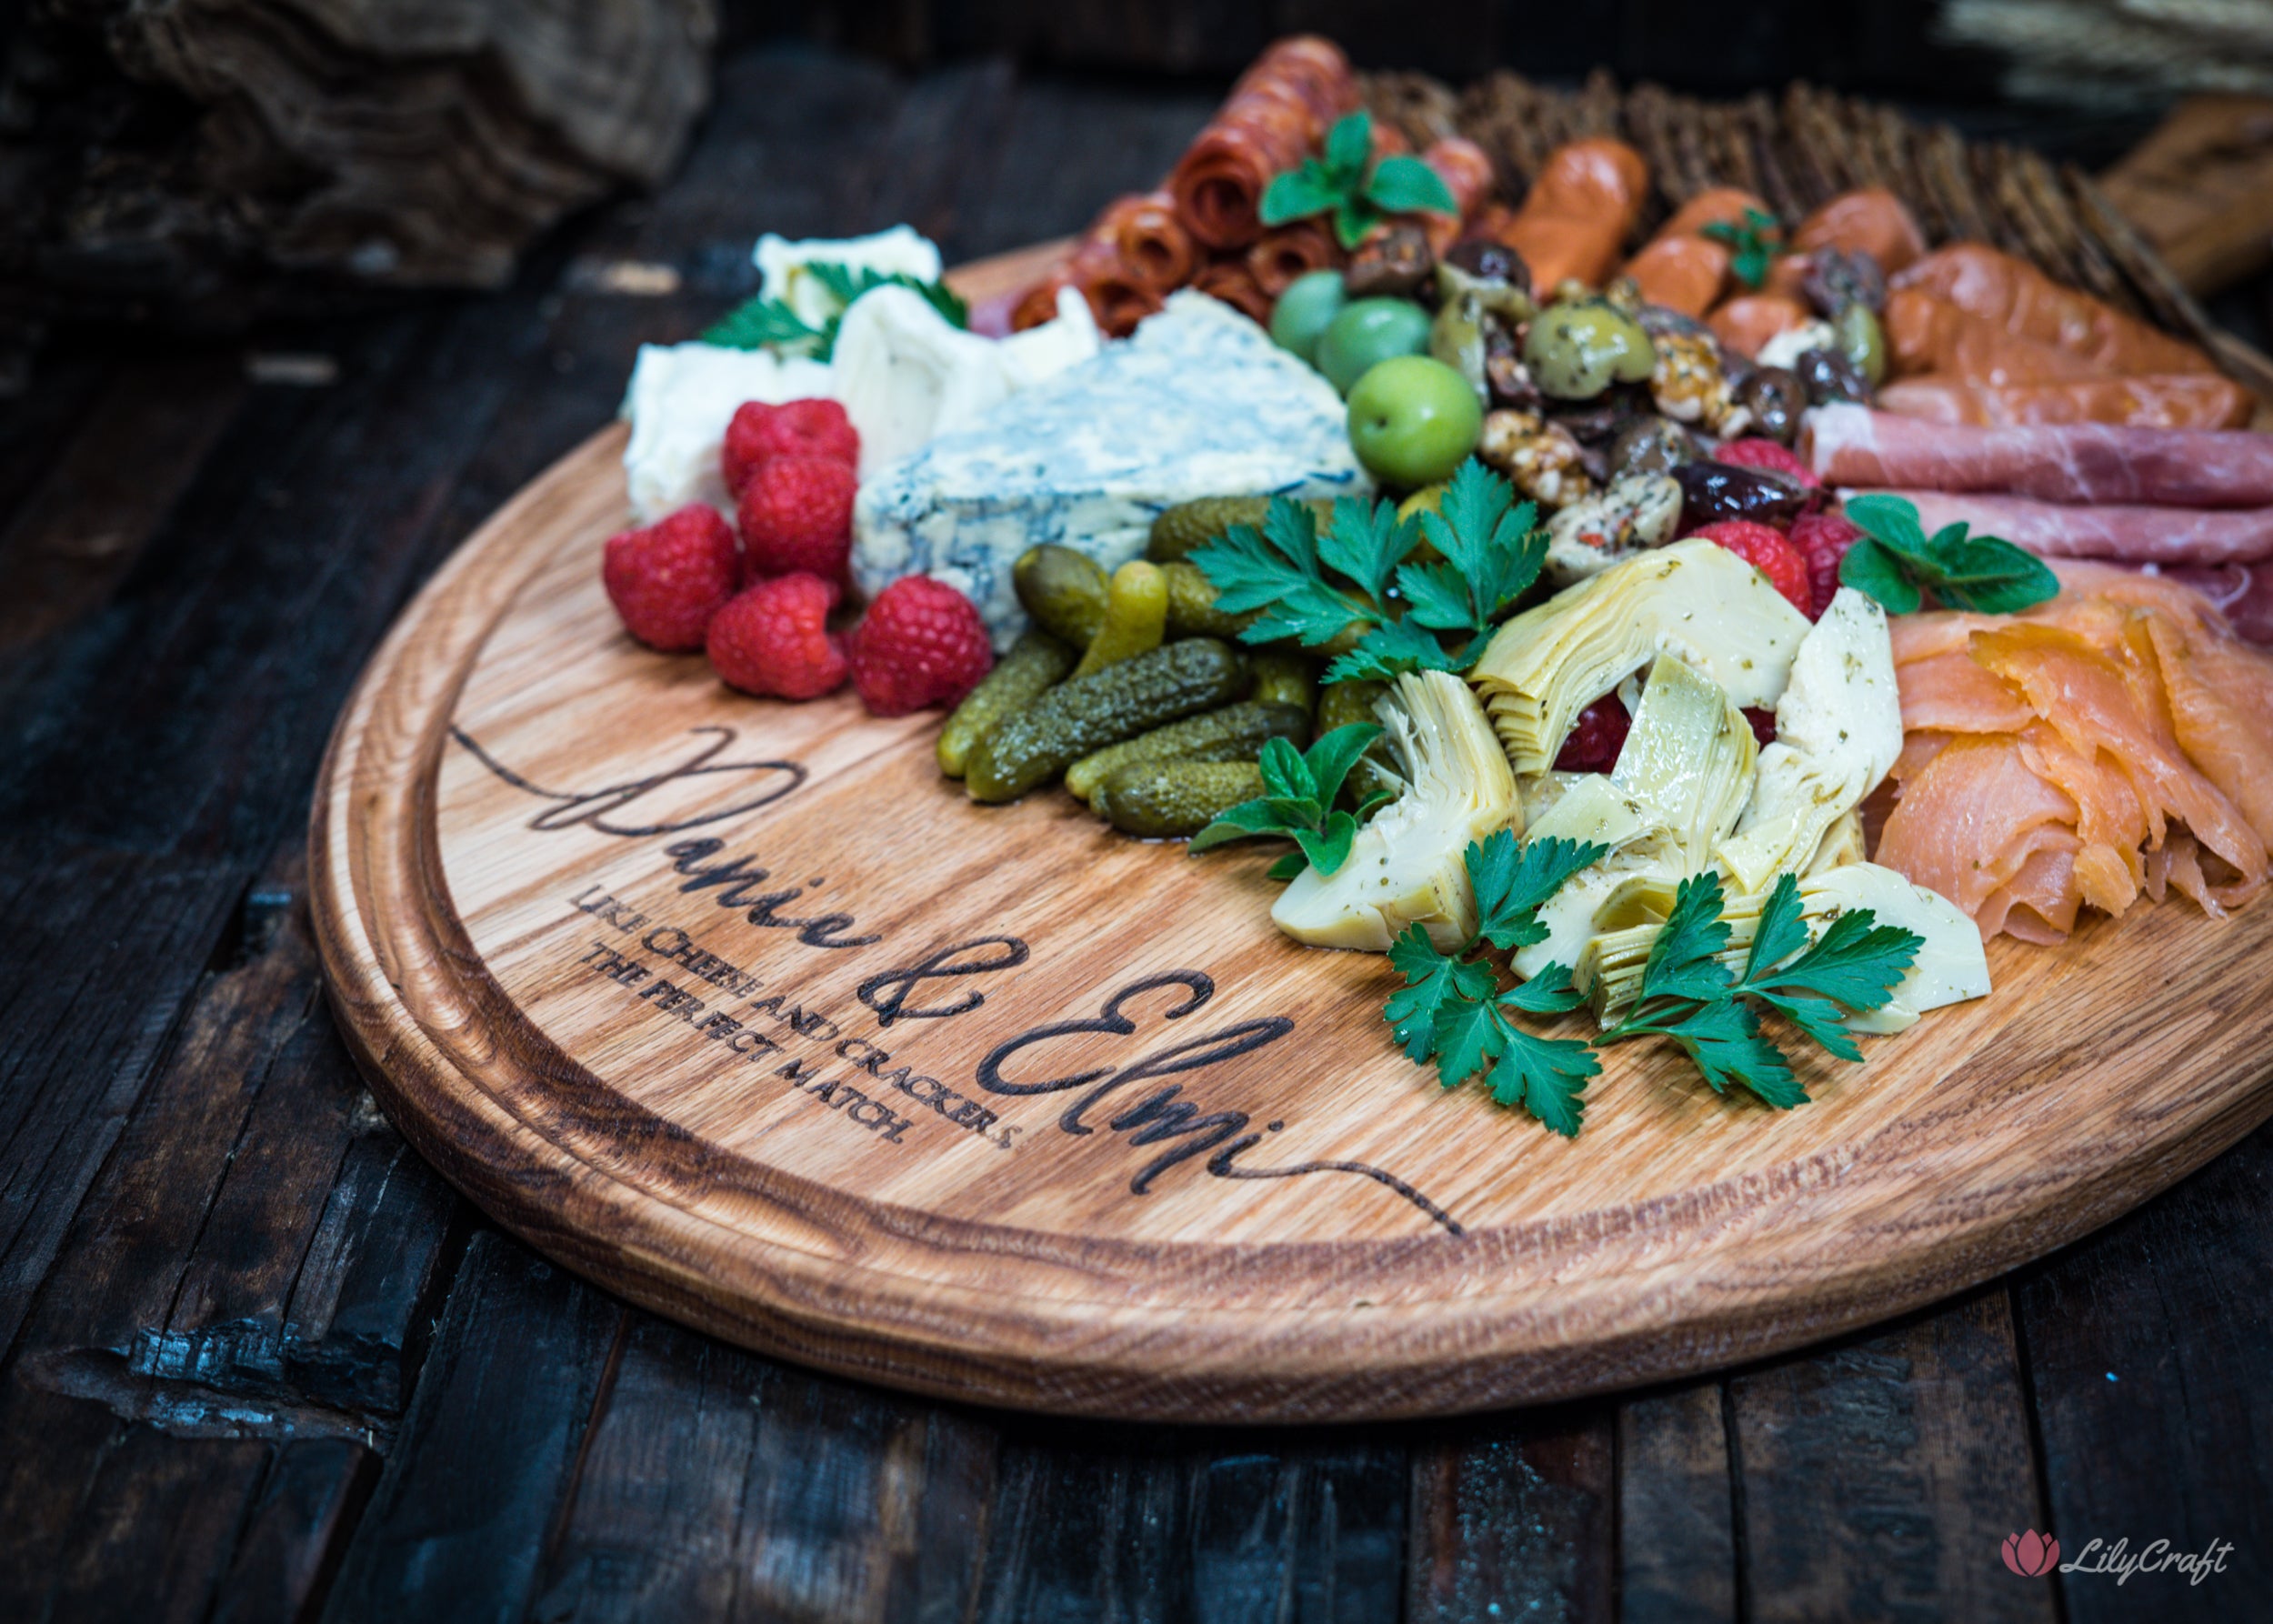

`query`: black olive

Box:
[1794,346,1872,406]
[1737,366,1808,446]
[1551,401,1630,445]
[1672,460,1807,525]
[1446,237,1529,292]
[1345,224,1437,300]
[1609,416,1697,478]
[1799,247,1887,318]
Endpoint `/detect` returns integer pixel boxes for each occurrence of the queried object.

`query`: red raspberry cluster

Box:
[599,397,992,714]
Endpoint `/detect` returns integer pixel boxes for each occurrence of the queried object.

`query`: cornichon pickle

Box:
[1146,495,1333,563]
[1013,545,1109,646]
[1099,761,1267,837]
[964,638,1250,803]
[1161,560,1249,639]
[936,629,1073,778]
[1070,560,1168,679]
[1066,700,1310,805]
[1250,651,1317,712]
[1317,677,1401,807]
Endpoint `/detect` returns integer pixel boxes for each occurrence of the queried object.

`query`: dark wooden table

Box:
[1,42,2268,1624]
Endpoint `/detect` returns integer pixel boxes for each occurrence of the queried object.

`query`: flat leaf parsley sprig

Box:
[1188,457,1547,685]
[1387,850,1926,1137]
[1596,870,1924,1110]
[704,263,970,360]
[1837,493,2058,616]
[1385,831,1607,1137]
[1188,724,1393,879]
[1259,110,1460,251]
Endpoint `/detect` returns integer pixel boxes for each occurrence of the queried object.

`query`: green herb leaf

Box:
[1333,201,1377,253]
[1190,725,1387,877]
[703,262,966,358]
[1265,852,1308,881]
[1317,496,1414,603]
[1323,619,1457,683]
[1325,112,1374,179]
[1257,735,1317,805]
[1260,163,1344,226]
[1699,208,1784,291]
[1430,992,1507,1090]
[1303,723,1387,809]
[702,298,826,352]
[1484,1013,1600,1137]
[1364,154,1459,216]
[1294,809,1361,877]
[1384,925,1496,1062]
[1837,494,2058,616]
[1467,831,1610,952]
[1187,513,1360,647]
[1634,872,1739,1007]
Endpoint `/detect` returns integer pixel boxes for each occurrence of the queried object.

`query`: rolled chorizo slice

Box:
[1885,287,2101,384]
[1495,137,1650,293]
[1893,242,2218,375]
[1792,187,1927,274]
[1621,186,1767,316]
[1875,373,2255,431]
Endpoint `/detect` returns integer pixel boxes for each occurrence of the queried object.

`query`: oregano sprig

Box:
[1259,110,1459,251]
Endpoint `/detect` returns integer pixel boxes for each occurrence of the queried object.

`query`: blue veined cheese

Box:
[852,291,1372,646]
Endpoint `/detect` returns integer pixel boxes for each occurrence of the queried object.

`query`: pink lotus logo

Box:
[2003,1530,2061,1577]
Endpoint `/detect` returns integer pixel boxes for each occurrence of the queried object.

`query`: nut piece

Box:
[1649,331,1752,437]
[1478,409,1596,508]
[1543,472,1683,585]
[1347,223,1437,299]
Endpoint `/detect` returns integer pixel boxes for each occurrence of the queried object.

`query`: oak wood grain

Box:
[306,246,2273,1423]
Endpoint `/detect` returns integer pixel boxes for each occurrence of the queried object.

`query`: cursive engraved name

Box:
[454,725,806,835]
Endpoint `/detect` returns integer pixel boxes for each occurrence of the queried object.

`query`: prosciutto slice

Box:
[1807,405,2273,506]
[1840,487,2273,566]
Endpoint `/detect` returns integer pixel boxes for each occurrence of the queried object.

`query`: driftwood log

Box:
[0,0,717,366]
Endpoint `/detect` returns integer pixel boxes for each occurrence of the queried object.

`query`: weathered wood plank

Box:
[2016,1122,2273,1620]
[1405,1406,1615,1624]
[0,1382,132,1619]
[317,1230,624,1624]
[1617,1381,1737,1624]
[969,1426,1404,1623]
[208,1439,381,1624]
[42,1425,273,1624]
[1727,1289,2055,1624]
[0,842,246,1361]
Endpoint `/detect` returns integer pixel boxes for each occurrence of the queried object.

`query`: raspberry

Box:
[848,576,994,717]
[1742,707,1777,747]
[1554,693,1631,773]
[706,574,847,700]
[602,504,741,651]
[1790,510,1867,620]
[737,455,857,584]
[1715,437,1819,488]
[722,398,859,496]
[1691,518,1811,616]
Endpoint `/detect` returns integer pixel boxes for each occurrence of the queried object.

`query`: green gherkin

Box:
[936,630,1074,778]
[963,639,1250,803]
[1098,761,1268,837]
[1066,700,1311,805]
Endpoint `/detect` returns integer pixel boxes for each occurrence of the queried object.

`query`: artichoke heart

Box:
[1271,670,1518,953]
[1582,861,1990,1030]
[1609,654,1758,869]
[1471,538,1812,775]
[1716,587,1902,895]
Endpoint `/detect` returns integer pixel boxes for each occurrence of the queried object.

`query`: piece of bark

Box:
[0,0,716,347]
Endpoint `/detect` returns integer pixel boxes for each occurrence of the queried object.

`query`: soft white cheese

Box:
[619,343,835,521]
[752,226,943,328]
[853,291,1371,647]
[832,285,1099,478]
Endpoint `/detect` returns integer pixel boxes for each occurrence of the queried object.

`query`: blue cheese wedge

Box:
[852,291,1372,646]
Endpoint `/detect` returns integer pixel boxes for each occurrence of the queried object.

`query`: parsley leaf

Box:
[1380,832,1607,1137]
[1190,724,1384,876]
[1700,207,1784,290]
[1837,494,2058,616]
[1189,460,1547,687]
[1598,870,1922,1109]
[702,262,967,359]
[1259,111,1458,251]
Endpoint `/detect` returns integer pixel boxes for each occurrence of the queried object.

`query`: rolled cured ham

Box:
[1090,191,1197,296]
[1247,221,1340,297]
[1169,35,1359,252]
[1495,137,1648,293]
[1806,404,2273,506]
[1841,487,2273,566]
[1877,374,2254,431]
[1892,242,2218,376]
[2157,563,2273,644]
[1189,257,1275,324]
[1417,136,1497,254]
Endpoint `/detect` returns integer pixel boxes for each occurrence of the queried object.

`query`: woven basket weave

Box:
[1361,66,2273,409]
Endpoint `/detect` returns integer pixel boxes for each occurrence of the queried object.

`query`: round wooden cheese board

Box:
[310,248,2273,1423]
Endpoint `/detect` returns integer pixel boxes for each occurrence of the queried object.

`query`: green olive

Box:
[1833,302,1888,388]
[1521,299,1656,401]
